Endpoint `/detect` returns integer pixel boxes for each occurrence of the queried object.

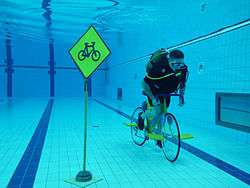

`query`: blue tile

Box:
[95,99,250,186]
[7,100,53,188]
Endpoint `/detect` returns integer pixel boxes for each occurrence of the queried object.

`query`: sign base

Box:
[76,170,92,182]
[65,176,103,188]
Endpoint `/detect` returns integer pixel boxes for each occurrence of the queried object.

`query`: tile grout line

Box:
[93,98,250,186]
[7,99,54,188]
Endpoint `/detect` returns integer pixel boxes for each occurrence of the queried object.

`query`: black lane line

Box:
[94,99,250,186]
[7,99,54,188]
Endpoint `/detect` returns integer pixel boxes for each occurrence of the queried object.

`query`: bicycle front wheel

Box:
[162,113,180,162]
[91,50,101,61]
[130,107,147,146]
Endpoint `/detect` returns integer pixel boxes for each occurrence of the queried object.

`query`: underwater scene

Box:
[0,0,250,187]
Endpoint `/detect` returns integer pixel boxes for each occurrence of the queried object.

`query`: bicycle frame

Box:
[83,42,95,57]
[145,93,180,133]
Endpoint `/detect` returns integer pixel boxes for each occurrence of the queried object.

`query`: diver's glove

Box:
[178,95,185,106]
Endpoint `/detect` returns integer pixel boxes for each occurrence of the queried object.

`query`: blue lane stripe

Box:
[180,142,250,185]
[7,99,54,188]
[93,99,131,119]
[94,99,250,186]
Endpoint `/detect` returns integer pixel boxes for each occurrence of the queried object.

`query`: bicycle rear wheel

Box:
[130,107,147,146]
[162,113,180,162]
[78,50,86,61]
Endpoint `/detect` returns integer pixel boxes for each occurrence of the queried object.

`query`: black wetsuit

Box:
[144,56,188,107]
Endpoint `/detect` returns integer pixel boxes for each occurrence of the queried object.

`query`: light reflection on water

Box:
[0,0,119,43]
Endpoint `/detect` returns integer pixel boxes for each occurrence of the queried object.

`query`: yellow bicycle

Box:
[130,93,181,162]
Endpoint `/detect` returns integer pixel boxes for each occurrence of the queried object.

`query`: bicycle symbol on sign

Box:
[78,42,101,62]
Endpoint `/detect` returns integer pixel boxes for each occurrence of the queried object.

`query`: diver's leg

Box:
[137,112,144,130]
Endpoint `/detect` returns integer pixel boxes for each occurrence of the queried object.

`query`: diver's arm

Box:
[178,67,188,106]
[178,85,185,106]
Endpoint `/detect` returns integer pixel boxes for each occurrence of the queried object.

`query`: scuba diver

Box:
[138,48,189,148]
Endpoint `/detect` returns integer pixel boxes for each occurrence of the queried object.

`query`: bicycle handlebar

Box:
[155,93,181,97]
[142,91,181,98]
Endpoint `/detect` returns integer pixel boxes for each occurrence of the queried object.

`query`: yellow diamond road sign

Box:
[69,26,111,78]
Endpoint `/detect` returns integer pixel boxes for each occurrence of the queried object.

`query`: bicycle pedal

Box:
[124,122,137,127]
[180,133,194,140]
[147,133,164,141]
